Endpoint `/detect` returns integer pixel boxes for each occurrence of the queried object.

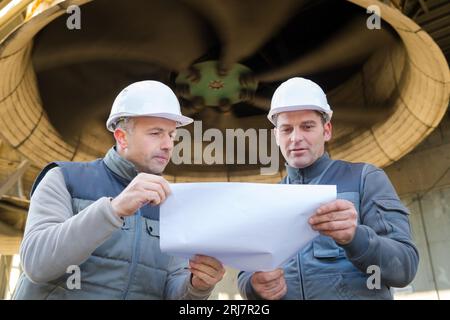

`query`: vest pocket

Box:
[145,219,160,238]
[141,218,171,271]
[312,236,345,259]
[371,199,409,236]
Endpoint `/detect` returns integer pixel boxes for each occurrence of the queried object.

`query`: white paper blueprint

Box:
[160,182,336,271]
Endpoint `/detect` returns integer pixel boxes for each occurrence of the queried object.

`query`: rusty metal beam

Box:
[0,160,30,198]
[0,0,34,28]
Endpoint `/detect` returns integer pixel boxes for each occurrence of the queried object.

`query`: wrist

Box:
[110,197,124,218]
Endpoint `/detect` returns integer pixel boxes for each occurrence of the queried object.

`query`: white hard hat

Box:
[106,80,193,132]
[268,77,333,125]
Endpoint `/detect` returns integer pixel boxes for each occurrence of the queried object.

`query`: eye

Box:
[281,127,293,134]
[302,124,315,130]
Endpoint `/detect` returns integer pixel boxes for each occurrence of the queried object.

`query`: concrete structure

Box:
[386,111,450,299]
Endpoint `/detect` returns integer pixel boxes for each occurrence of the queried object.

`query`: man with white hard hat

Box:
[238,77,419,300]
[14,80,225,299]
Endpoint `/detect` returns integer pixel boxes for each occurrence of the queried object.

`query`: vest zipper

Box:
[122,210,142,299]
[287,159,336,299]
[299,169,304,184]
[294,172,306,299]
[296,253,306,299]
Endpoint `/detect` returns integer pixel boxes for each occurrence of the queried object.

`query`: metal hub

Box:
[175,60,258,108]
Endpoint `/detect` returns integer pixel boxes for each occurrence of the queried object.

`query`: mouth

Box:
[289,147,308,153]
[153,155,169,162]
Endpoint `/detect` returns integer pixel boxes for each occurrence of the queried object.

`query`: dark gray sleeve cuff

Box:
[238,271,264,300]
[340,225,371,259]
[246,277,263,300]
[186,274,214,299]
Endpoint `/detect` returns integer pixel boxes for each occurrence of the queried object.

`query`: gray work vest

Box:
[13,159,186,299]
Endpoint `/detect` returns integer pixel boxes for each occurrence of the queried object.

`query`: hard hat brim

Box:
[267,105,333,125]
[106,112,194,132]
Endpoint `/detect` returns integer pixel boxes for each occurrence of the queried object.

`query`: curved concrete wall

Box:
[0,0,448,183]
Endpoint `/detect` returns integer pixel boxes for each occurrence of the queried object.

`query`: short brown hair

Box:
[273,110,329,127]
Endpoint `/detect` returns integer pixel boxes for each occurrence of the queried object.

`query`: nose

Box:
[290,127,304,143]
[160,132,174,151]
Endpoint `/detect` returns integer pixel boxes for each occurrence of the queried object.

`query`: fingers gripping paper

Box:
[160,183,336,271]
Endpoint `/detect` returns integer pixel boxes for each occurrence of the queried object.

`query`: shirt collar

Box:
[103,147,139,182]
[286,152,332,184]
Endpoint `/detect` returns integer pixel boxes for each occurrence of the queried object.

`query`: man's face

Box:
[274,110,332,169]
[115,116,177,174]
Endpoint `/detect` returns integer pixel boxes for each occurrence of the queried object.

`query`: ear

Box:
[274,127,280,146]
[323,122,332,142]
[114,128,128,150]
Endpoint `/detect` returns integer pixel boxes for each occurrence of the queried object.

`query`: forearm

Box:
[342,224,419,287]
[21,197,122,283]
[344,166,420,287]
